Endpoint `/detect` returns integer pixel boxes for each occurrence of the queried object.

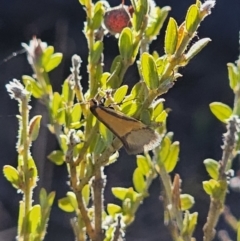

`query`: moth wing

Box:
[121,127,161,155]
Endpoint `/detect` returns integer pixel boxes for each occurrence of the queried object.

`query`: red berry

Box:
[103,4,132,35]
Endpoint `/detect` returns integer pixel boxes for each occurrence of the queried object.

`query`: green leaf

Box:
[227,63,240,91]
[141,52,159,89]
[159,136,171,162]
[58,197,75,212]
[39,188,47,208]
[121,101,138,116]
[39,188,56,216]
[163,141,179,173]
[91,41,103,65]
[99,122,113,145]
[202,179,226,197]
[203,158,219,180]
[124,187,139,202]
[107,58,124,88]
[69,122,81,129]
[48,150,65,165]
[196,0,201,8]
[132,82,147,99]
[202,180,213,196]
[140,0,149,15]
[110,55,122,74]
[133,167,146,193]
[23,78,33,95]
[86,157,94,178]
[45,53,63,72]
[180,194,195,211]
[119,28,133,62]
[18,201,24,237]
[152,51,159,60]
[124,82,148,102]
[92,2,104,30]
[96,63,103,85]
[82,184,90,206]
[59,134,68,152]
[140,109,151,126]
[22,75,43,99]
[182,211,198,236]
[57,108,65,126]
[122,198,132,215]
[112,187,129,200]
[78,0,85,5]
[29,205,41,232]
[185,38,211,62]
[62,79,71,102]
[37,190,55,238]
[47,191,56,207]
[164,17,178,55]
[67,192,78,211]
[42,46,54,67]
[152,99,164,120]
[156,56,168,77]
[29,115,42,141]
[52,92,62,116]
[28,155,38,182]
[3,165,20,189]
[188,212,198,235]
[100,72,110,89]
[104,226,115,241]
[91,133,106,155]
[106,74,121,89]
[186,5,199,34]
[132,8,144,32]
[209,102,232,123]
[107,203,122,216]
[131,0,148,31]
[145,7,170,39]
[70,103,82,123]
[52,92,65,124]
[114,85,128,103]
[136,155,150,176]
[155,110,168,122]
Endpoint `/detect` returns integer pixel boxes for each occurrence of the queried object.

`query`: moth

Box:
[89,99,161,154]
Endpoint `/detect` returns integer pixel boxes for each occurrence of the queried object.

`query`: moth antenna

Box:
[57,105,70,113]
[0,49,27,66]
[57,101,87,113]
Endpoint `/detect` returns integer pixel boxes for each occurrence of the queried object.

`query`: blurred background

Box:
[0,0,240,240]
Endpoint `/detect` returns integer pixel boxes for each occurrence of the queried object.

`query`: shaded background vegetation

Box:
[0,0,240,240]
